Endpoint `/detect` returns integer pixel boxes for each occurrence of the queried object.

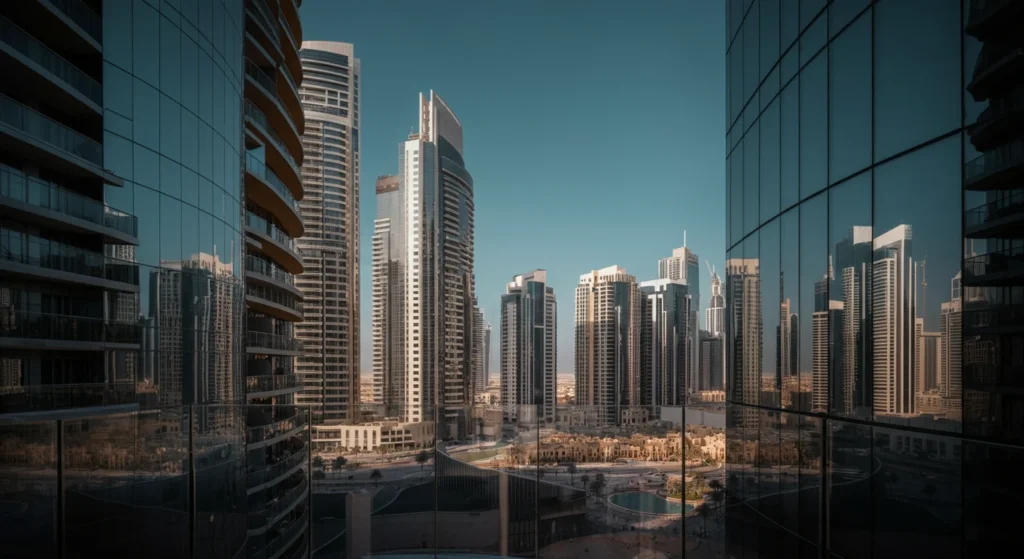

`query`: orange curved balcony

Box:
[246,153,303,239]
[279,0,302,52]
[245,100,302,198]
[245,59,302,162]
[245,211,303,274]
[245,0,283,65]
[276,60,304,135]
[277,12,303,91]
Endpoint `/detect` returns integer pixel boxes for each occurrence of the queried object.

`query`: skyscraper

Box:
[725,257,760,424]
[872,224,917,416]
[658,243,700,391]
[500,270,556,425]
[639,278,691,405]
[386,92,475,436]
[699,331,724,391]
[575,266,641,425]
[705,265,725,336]
[939,273,962,409]
[471,304,490,397]
[294,41,361,424]
[372,175,405,417]
[832,226,872,417]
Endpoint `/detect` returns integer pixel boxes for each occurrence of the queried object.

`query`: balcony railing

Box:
[247,444,307,490]
[255,503,307,559]
[245,100,299,170]
[0,382,135,414]
[0,232,139,286]
[1,164,137,237]
[248,0,280,43]
[248,407,306,445]
[278,14,299,54]
[246,211,299,254]
[964,246,1024,281]
[966,139,1024,186]
[0,92,102,165]
[247,255,296,286]
[247,330,303,353]
[247,374,300,395]
[0,309,138,345]
[964,303,1024,331]
[246,59,280,99]
[246,152,300,213]
[41,0,102,42]
[965,190,1024,231]
[247,284,302,314]
[0,16,102,105]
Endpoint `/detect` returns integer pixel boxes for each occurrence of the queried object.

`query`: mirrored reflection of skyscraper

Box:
[872,225,917,417]
[639,278,691,405]
[371,174,405,418]
[726,257,760,425]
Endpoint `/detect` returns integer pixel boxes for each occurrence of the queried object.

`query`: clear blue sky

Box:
[299,0,726,375]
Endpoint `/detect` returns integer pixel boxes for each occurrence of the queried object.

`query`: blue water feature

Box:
[608,491,694,515]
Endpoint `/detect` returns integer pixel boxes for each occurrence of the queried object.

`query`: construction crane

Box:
[920,250,928,321]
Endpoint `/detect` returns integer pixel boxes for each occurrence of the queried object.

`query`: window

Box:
[829,14,871,184]
[799,53,827,200]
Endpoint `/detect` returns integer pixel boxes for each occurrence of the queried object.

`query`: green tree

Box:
[416,450,431,470]
[312,456,325,470]
[312,469,326,480]
[699,503,712,536]
[567,463,578,486]
[370,469,383,487]
[332,456,348,473]
[580,473,591,492]
[590,473,607,497]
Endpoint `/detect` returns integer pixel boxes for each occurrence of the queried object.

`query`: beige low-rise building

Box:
[312,420,434,452]
[520,432,682,464]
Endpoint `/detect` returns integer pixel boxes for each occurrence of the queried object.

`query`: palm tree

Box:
[591,473,607,497]
[580,473,591,492]
[312,469,326,480]
[416,450,431,471]
[710,484,725,516]
[698,504,712,536]
[312,456,325,470]
[333,456,348,473]
[370,469,383,487]
[567,463,578,486]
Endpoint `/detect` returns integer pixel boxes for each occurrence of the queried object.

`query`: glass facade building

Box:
[725,0,1023,557]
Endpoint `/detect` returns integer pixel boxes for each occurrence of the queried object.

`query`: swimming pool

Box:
[607,491,694,515]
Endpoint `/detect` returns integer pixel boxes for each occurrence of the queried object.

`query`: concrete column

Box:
[346,489,372,559]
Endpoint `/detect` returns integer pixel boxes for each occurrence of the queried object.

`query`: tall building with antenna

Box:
[658,236,700,396]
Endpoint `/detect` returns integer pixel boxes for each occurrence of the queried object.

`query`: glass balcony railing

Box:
[248,407,305,445]
[246,374,300,395]
[41,0,102,42]
[248,0,279,43]
[0,382,135,414]
[278,14,299,54]
[246,255,296,286]
[964,246,1024,280]
[0,232,139,286]
[246,284,303,314]
[0,93,102,167]
[0,16,102,105]
[965,190,1024,230]
[1,164,137,237]
[247,330,303,353]
[246,152,300,214]
[244,100,299,171]
[247,445,307,490]
[245,59,279,98]
[0,309,138,345]
[245,211,299,255]
[966,139,1024,185]
[964,303,1024,331]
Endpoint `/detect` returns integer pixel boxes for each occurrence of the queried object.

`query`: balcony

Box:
[964,246,1024,286]
[247,373,302,398]
[968,87,1024,152]
[965,0,1024,42]
[277,17,302,108]
[965,190,1024,239]
[0,15,101,113]
[1,165,137,243]
[965,139,1024,191]
[0,233,139,292]
[245,211,303,274]
[278,0,302,53]
[245,101,302,192]
[247,444,307,495]
[246,0,281,58]
[0,93,117,183]
[0,381,135,414]
[247,330,304,356]
[246,152,303,238]
[247,406,307,449]
[248,475,308,537]
[245,59,301,158]
[247,254,302,298]
[0,309,139,350]
[964,303,1024,335]
[246,283,303,323]
[967,43,1024,103]
[253,504,307,559]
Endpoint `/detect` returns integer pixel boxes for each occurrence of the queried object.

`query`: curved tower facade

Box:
[243,0,308,557]
[295,41,360,425]
[724,1,1022,557]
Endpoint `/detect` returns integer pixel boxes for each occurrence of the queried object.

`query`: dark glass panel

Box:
[873,0,960,161]
[829,13,872,184]
[744,122,760,235]
[761,97,780,222]
[761,218,781,407]
[799,53,827,200]
[760,0,780,81]
[873,136,962,432]
[780,209,799,408]
[828,420,872,559]
[872,427,961,559]
[799,194,827,414]
[829,173,873,421]
[780,77,799,209]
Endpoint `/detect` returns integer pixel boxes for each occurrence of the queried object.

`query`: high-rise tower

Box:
[501,271,557,425]
[294,41,360,424]
[639,279,692,405]
[372,174,404,418]
[575,266,641,425]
